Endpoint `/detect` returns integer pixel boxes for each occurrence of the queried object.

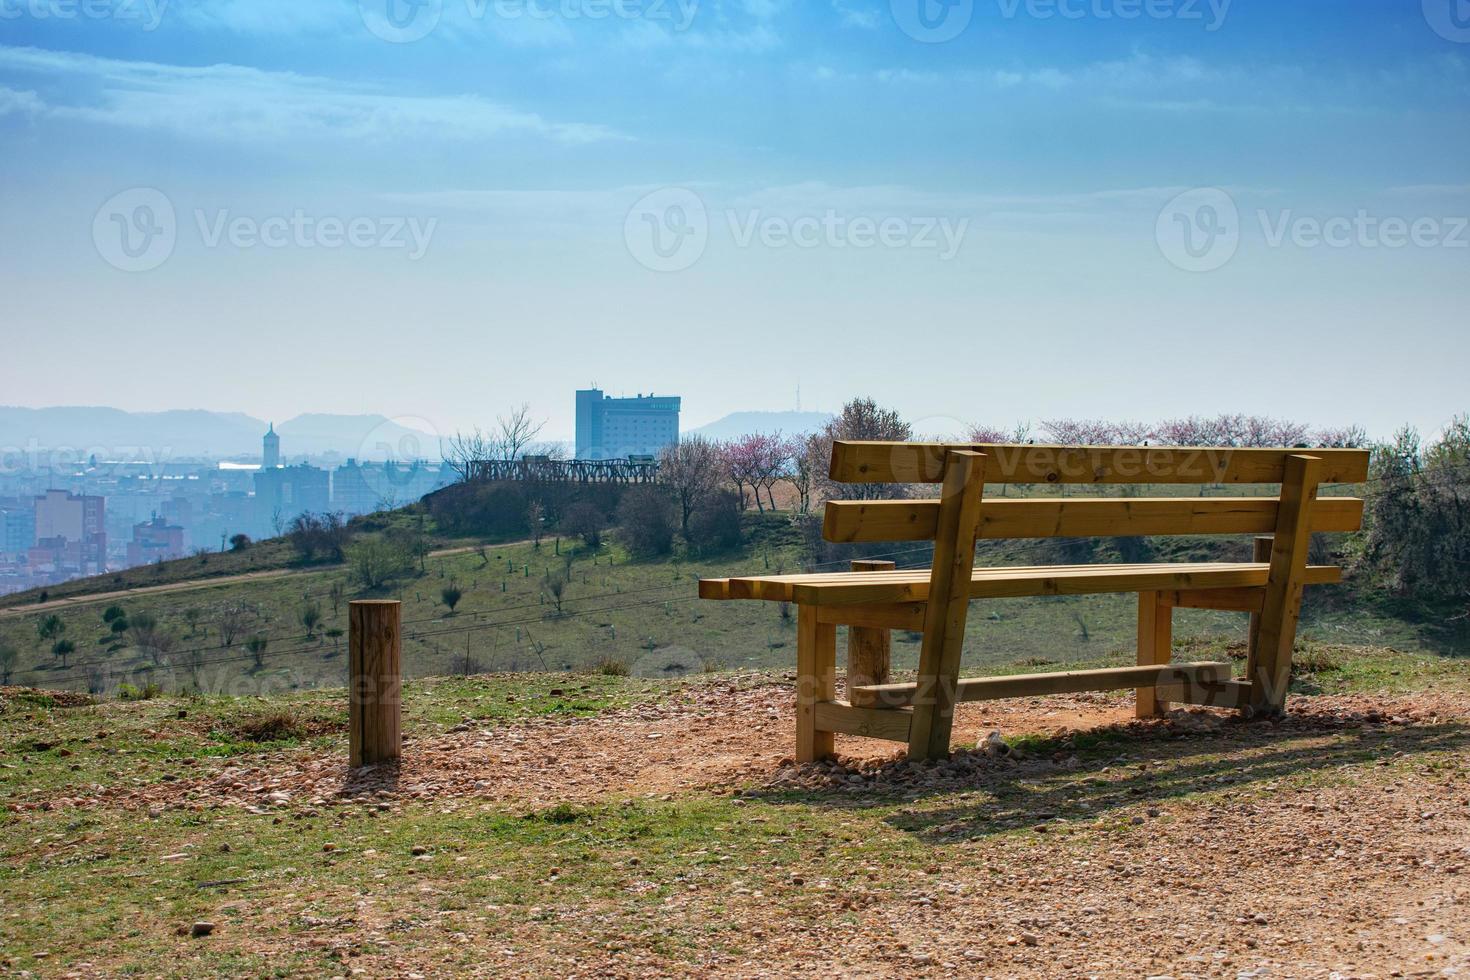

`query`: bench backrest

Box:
[822,441,1370,546]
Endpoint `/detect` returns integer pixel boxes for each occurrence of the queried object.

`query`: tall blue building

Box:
[575,389,680,460]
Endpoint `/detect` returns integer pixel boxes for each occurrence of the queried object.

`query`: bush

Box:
[592,654,630,676]
[286,512,351,562]
[228,533,251,552]
[687,490,743,553]
[225,709,306,743]
[560,500,606,549]
[617,485,675,557]
[118,681,163,701]
[346,537,415,590]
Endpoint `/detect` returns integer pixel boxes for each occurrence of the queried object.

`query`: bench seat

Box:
[699,561,1342,606]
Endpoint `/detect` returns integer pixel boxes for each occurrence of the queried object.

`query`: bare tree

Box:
[786,433,820,514]
[446,427,493,482]
[659,435,724,539]
[492,404,546,461]
[215,602,255,649]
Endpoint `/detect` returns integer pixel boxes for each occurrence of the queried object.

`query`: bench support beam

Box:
[908,451,987,761]
[1136,591,1173,718]
[847,560,897,707]
[796,604,837,762]
[1252,456,1321,714]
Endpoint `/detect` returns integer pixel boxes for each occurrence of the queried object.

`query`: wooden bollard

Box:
[349,600,402,768]
[847,559,896,708]
[1244,535,1273,686]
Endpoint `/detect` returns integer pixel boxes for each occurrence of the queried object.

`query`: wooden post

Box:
[795,604,837,763]
[847,559,896,708]
[1251,455,1321,715]
[1243,534,1273,691]
[349,600,402,768]
[908,451,986,762]
[1135,590,1173,718]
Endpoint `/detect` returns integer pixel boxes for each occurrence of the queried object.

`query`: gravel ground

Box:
[10,681,1470,978]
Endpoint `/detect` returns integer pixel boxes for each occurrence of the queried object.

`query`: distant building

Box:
[262,422,281,469]
[575,389,680,460]
[0,502,35,555]
[253,464,330,534]
[32,489,106,573]
[127,514,186,566]
[332,458,455,516]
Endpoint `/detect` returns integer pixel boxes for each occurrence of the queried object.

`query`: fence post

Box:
[847,559,897,707]
[349,600,402,768]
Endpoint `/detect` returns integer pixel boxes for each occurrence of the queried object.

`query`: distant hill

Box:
[0,406,439,462]
[688,411,833,442]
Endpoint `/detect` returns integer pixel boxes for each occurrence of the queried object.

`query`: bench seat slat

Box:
[852,661,1233,708]
[701,562,1341,604]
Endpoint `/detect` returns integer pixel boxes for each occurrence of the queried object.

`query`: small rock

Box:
[1021,933,1039,946]
[411,845,429,856]
[190,922,216,938]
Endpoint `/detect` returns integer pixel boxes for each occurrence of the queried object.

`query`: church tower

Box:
[262,423,281,469]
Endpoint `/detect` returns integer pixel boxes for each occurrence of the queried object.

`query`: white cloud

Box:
[0,45,623,144]
[0,85,44,116]
[831,0,879,29]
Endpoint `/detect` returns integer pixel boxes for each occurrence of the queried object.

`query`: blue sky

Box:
[1,0,1467,443]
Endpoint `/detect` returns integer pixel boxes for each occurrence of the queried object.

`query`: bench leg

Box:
[1136,590,1173,718]
[1252,455,1322,715]
[907,451,987,762]
[796,603,836,763]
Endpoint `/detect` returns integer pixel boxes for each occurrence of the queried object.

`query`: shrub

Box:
[346,538,415,590]
[225,709,306,743]
[560,501,606,549]
[118,681,163,701]
[617,485,675,557]
[687,490,743,553]
[286,512,351,562]
[593,655,631,677]
[441,584,463,613]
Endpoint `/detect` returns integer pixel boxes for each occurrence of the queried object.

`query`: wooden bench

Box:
[699,441,1369,762]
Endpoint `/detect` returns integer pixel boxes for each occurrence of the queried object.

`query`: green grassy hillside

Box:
[0,504,1451,699]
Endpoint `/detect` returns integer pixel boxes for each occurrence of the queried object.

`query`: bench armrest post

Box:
[847,560,897,707]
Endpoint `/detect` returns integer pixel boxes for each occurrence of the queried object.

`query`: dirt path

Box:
[20,685,1470,978]
[0,543,494,621]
